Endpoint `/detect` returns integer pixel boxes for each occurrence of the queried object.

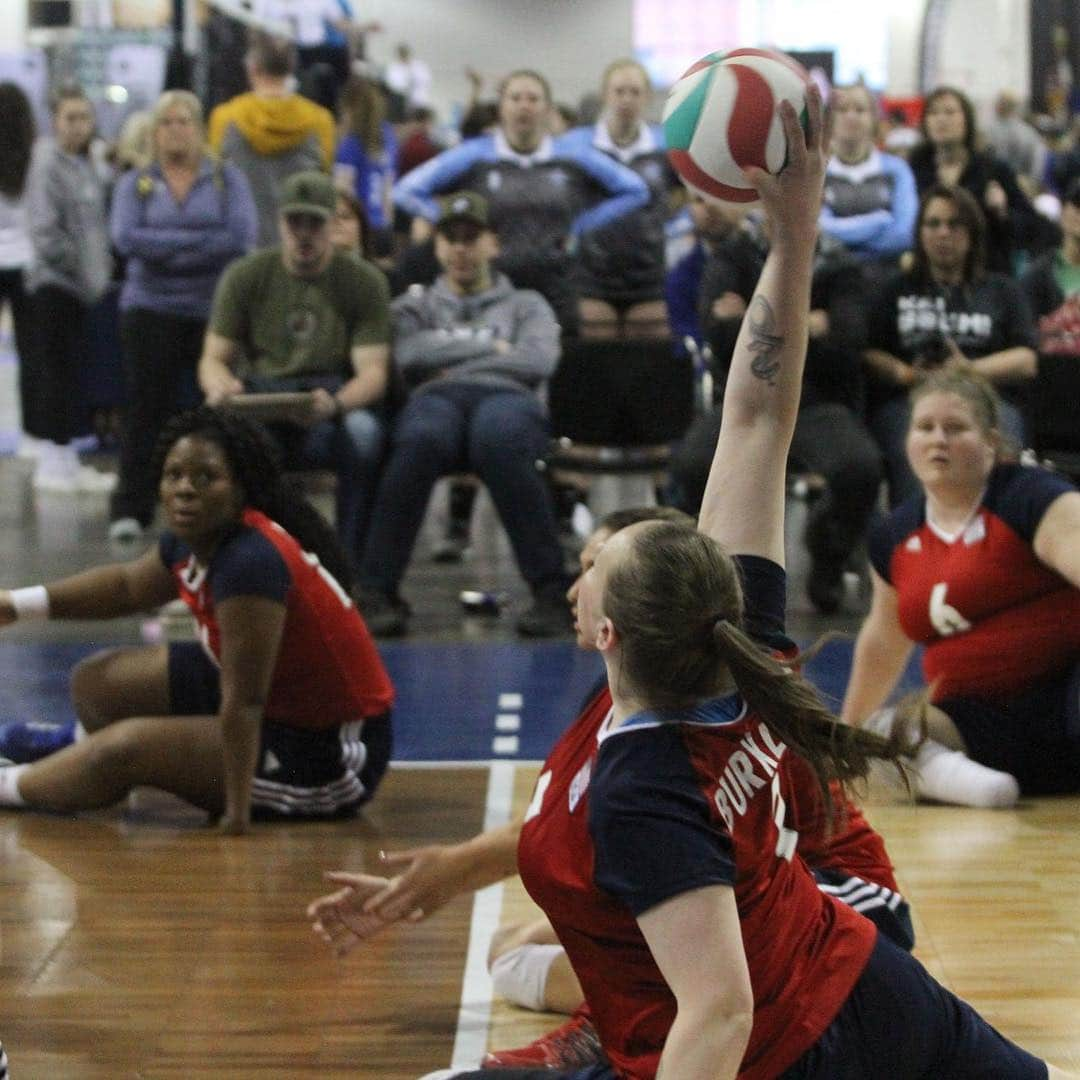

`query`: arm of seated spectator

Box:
[567,145,650,237]
[198,330,244,403]
[819,205,892,247]
[325,343,390,417]
[953,344,1036,384]
[863,347,919,388]
[448,292,561,389]
[1033,491,1080,588]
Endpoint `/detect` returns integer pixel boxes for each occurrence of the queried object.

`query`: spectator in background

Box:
[334,76,396,258]
[393,68,648,336]
[673,212,881,614]
[864,185,1037,506]
[112,109,154,172]
[985,91,1048,186]
[330,182,372,260]
[395,106,441,179]
[0,83,38,454]
[821,84,917,273]
[908,86,1042,273]
[24,84,115,493]
[208,32,335,247]
[107,90,258,544]
[664,193,746,357]
[564,58,680,339]
[880,106,921,158]
[198,171,391,569]
[1022,176,1080,355]
[383,42,432,122]
[355,193,569,639]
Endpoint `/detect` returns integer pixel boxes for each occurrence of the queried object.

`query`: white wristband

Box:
[10,585,50,620]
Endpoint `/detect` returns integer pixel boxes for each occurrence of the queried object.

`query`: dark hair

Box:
[603,522,905,805]
[920,86,977,152]
[0,82,35,199]
[460,101,498,139]
[497,69,552,105]
[151,407,354,591]
[333,183,372,259]
[245,31,296,80]
[912,184,987,284]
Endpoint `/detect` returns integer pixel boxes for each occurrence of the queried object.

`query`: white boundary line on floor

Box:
[449,758,516,1068]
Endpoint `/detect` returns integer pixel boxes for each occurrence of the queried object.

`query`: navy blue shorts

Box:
[813,868,915,951]
[939,660,1080,795]
[780,933,1048,1079]
[167,641,392,818]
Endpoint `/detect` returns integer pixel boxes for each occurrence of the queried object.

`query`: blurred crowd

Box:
[1,21,1079,636]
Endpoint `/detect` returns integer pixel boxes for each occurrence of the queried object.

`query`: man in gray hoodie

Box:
[357,192,571,637]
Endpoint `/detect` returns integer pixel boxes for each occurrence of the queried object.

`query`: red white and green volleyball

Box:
[663,47,810,203]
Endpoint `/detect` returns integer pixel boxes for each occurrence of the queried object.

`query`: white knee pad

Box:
[489,942,565,1012]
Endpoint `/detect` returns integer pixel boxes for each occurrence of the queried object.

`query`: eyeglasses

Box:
[921,217,965,231]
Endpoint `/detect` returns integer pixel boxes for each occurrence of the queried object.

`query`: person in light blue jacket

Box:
[821,84,917,272]
[393,69,648,337]
[562,59,681,339]
[108,90,257,542]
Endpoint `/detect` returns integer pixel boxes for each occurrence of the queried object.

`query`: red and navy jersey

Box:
[159,508,394,729]
[517,557,878,1080]
[870,463,1080,700]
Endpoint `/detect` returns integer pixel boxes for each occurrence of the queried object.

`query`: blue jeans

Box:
[271,408,385,565]
[359,382,565,595]
[869,394,1028,509]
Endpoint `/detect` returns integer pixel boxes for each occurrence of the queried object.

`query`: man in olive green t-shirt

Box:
[198,170,391,562]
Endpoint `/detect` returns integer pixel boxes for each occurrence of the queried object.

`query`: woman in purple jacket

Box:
[108,90,257,543]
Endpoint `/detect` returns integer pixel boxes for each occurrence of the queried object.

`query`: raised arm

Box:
[697,85,827,565]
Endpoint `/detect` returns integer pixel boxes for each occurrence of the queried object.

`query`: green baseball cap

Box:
[437,191,489,230]
[279,171,336,219]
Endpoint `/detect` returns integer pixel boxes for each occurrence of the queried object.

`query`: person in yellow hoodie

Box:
[208,32,336,246]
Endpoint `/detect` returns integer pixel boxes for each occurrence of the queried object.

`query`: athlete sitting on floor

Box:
[0,407,394,833]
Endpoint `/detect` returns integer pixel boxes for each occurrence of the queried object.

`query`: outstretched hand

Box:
[743,83,829,248]
[307,844,470,956]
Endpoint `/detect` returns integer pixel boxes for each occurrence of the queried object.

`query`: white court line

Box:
[449,758,516,1068]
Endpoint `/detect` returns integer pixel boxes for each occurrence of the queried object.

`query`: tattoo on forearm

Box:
[747,296,784,385]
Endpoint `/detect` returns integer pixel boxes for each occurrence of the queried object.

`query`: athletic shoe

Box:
[0,719,77,764]
[481,1008,603,1070]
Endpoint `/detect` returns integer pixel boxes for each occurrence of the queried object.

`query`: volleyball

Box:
[662,48,810,203]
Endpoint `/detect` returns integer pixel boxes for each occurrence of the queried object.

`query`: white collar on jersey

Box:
[924,485,988,545]
[597,693,747,745]
[494,128,554,166]
[593,118,656,163]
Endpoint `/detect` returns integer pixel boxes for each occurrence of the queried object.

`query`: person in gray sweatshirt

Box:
[24,84,114,492]
[357,191,572,638]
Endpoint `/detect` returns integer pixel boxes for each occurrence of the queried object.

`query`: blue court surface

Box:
[0,638,925,762]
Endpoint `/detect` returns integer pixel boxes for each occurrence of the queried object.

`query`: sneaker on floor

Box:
[355,588,410,637]
[482,1008,603,1070]
[108,517,144,544]
[516,582,573,638]
[0,719,77,764]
